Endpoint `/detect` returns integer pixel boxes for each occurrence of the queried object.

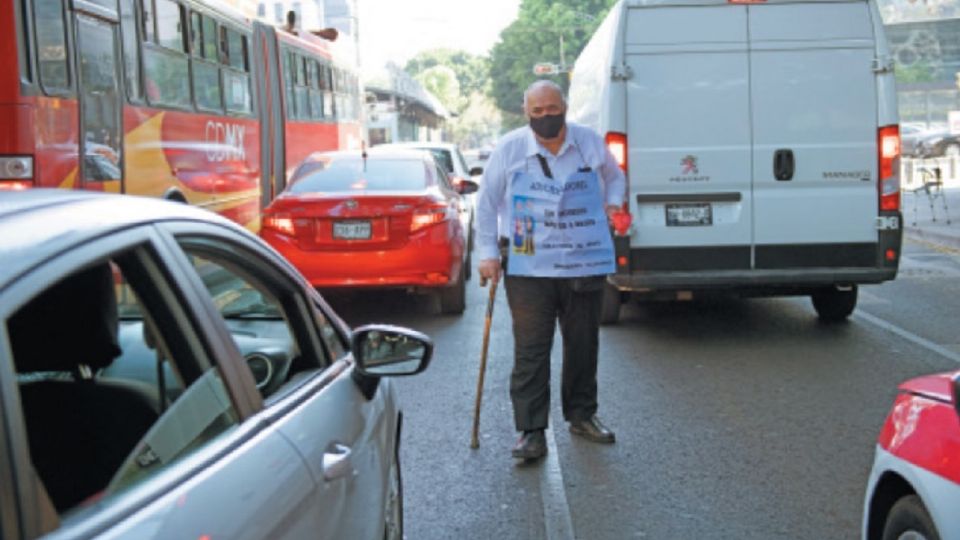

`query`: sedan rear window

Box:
[289,158,428,193]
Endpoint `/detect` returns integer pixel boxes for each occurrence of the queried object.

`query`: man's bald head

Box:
[523,80,567,112]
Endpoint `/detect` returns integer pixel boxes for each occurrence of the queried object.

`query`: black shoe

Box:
[511,430,547,459]
[569,416,616,444]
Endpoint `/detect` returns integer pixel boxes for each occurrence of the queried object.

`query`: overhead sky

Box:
[357,0,521,71]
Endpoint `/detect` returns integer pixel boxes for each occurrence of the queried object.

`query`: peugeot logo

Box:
[345,200,359,209]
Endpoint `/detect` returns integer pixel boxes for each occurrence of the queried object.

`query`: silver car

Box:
[0,190,430,539]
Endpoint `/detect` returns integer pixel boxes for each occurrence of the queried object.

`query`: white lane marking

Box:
[855,310,960,364]
[541,426,575,540]
[857,289,890,306]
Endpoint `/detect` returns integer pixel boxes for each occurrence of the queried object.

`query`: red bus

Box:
[1,0,362,230]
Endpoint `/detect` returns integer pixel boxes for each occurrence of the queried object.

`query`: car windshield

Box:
[289,157,428,193]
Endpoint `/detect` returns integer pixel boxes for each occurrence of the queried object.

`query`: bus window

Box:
[119,1,142,102]
[33,0,70,93]
[294,55,309,120]
[142,0,189,108]
[322,64,334,118]
[202,15,218,61]
[189,11,202,56]
[155,0,185,52]
[307,59,322,121]
[222,28,251,115]
[141,0,155,42]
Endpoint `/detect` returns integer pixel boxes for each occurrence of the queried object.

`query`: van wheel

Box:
[882,495,940,540]
[811,285,857,322]
[600,282,622,325]
[439,268,466,315]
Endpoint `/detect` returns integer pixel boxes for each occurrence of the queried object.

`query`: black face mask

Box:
[529,113,566,139]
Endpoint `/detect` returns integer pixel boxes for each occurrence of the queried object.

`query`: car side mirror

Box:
[351,324,433,377]
[469,166,483,177]
[455,178,479,195]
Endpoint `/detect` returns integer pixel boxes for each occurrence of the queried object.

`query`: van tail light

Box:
[878,125,901,212]
[606,131,633,230]
[262,213,296,236]
[411,203,453,232]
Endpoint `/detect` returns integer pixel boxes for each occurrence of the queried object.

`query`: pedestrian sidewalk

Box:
[901,173,960,251]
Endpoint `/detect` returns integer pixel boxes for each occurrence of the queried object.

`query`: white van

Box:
[569,0,903,323]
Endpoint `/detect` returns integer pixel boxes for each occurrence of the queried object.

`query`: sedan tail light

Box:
[410,203,454,232]
[262,213,296,236]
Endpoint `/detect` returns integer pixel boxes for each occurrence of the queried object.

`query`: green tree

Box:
[415,65,463,115]
[405,49,492,112]
[404,49,501,148]
[490,0,617,129]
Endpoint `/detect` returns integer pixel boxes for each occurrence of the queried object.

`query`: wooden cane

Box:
[470,277,498,449]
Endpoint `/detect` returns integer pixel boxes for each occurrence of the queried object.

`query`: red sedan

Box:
[862,370,960,539]
[260,149,477,314]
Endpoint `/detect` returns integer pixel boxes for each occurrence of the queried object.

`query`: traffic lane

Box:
[325,284,549,540]
[857,238,960,352]
[559,296,958,540]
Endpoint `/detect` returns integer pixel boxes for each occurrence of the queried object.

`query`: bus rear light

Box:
[885,249,897,262]
[0,156,34,180]
[262,214,295,236]
[878,125,901,212]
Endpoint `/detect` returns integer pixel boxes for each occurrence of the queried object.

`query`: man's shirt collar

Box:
[525,124,577,158]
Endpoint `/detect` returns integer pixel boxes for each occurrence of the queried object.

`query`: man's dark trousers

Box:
[504,274,605,431]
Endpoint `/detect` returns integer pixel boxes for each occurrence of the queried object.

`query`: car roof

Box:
[0,189,242,288]
[307,149,433,161]
[376,142,459,152]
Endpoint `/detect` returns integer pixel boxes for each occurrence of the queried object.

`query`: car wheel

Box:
[945,143,960,158]
[439,267,466,315]
[882,495,940,540]
[811,285,857,322]
[600,281,621,325]
[383,435,403,540]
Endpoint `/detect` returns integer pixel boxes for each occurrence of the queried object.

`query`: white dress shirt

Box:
[475,122,626,262]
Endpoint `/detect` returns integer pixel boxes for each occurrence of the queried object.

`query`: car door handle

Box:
[322,443,354,481]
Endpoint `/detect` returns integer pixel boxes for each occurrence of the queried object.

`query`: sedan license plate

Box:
[666,203,712,227]
[333,220,372,240]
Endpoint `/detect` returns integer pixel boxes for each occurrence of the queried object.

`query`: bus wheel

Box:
[600,282,622,325]
[811,285,857,322]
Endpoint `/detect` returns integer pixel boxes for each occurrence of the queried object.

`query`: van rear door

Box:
[624,5,753,272]
[749,2,879,269]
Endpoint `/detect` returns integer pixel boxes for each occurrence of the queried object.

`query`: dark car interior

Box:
[7,254,301,517]
[9,263,159,512]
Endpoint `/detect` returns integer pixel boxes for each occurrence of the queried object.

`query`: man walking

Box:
[476,80,626,460]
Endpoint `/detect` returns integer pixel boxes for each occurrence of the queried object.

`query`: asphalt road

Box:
[324,237,960,540]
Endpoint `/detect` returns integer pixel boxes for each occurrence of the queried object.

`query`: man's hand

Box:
[478,258,502,286]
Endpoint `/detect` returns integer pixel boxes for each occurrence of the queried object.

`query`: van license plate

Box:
[666,203,712,226]
[333,220,372,239]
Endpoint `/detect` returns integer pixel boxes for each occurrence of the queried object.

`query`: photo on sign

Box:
[512,196,536,255]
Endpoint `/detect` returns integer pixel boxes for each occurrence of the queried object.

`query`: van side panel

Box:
[625,6,752,259]
[749,2,879,253]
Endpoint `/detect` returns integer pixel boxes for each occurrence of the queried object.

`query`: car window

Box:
[454,149,471,175]
[288,156,428,193]
[6,247,240,522]
[422,148,454,173]
[176,239,332,401]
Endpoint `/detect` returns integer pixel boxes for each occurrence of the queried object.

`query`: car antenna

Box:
[361,141,368,172]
